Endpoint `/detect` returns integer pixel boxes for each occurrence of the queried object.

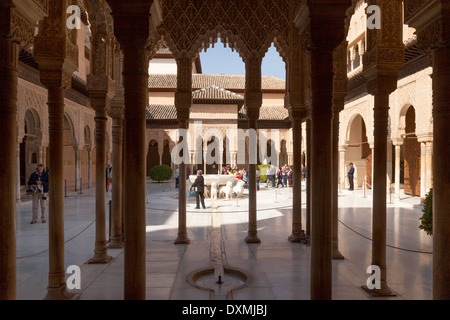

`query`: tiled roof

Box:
[239,105,289,121]
[192,85,244,101]
[146,105,177,120]
[147,104,289,121]
[148,74,286,91]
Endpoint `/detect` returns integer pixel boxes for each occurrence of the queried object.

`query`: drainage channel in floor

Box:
[187,201,250,300]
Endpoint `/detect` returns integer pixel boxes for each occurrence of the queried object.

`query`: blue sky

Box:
[199,42,286,80]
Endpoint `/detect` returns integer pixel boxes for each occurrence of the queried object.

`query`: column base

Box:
[107,237,124,249]
[288,232,302,243]
[44,285,80,300]
[174,233,191,245]
[332,249,345,260]
[245,232,261,244]
[88,250,112,264]
[361,284,397,297]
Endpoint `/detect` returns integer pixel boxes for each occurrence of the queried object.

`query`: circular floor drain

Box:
[187,267,251,299]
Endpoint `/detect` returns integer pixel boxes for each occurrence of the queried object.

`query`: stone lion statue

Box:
[210,182,218,200]
[233,180,245,198]
[219,181,233,200]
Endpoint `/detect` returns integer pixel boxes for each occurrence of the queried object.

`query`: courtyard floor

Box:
[15,179,432,300]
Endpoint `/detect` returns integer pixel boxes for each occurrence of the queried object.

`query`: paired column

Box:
[332,41,348,260]
[305,117,311,241]
[287,23,306,243]
[308,0,350,299]
[87,147,92,188]
[34,0,78,299]
[87,79,114,264]
[361,0,404,297]
[420,142,427,199]
[174,56,192,245]
[107,0,152,299]
[108,107,124,248]
[74,146,81,191]
[394,144,401,201]
[425,141,433,193]
[16,142,21,201]
[245,57,262,244]
[0,6,19,299]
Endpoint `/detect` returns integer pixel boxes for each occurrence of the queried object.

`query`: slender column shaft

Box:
[16,143,21,201]
[47,87,67,290]
[87,148,92,188]
[332,110,344,259]
[175,118,190,244]
[108,116,124,248]
[122,48,148,300]
[310,48,334,300]
[425,142,433,193]
[88,109,112,263]
[246,117,260,243]
[432,46,450,300]
[420,142,427,198]
[0,36,18,300]
[306,118,311,239]
[394,145,401,200]
[289,117,303,242]
[74,148,81,191]
[371,92,392,295]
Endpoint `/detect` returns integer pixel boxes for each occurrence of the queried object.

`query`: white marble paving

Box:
[15,179,432,300]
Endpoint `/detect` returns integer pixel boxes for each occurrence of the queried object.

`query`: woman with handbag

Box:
[27,164,49,224]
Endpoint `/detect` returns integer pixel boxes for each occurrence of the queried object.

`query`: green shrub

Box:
[419,188,433,236]
[150,165,173,182]
[258,164,271,182]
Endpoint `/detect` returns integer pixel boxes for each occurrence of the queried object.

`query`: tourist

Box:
[288,166,293,187]
[27,164,49,224]
[208,164,218,174]
[190,170,206,209]
[282,165,288,187]
[277,167,284,188]
[106,164,112,192]
[256,168,260,191]
[348,162,355,191]
[175,166,179,189]
[302,166,307,181]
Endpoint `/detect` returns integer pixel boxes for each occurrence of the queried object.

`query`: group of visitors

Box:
[266,165,294,188]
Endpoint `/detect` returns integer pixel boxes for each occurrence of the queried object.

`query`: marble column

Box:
[431,46,450,300]
[366,79,398,296]
[339,146,347,190]
[306,117,311,240]
[174,56,192,245]
[425,141,433,194]
[332,41,347,260]
[34,0,78,299]
[420,142,427,199]
[288,115,304,242]
[87,82,113,264]
[108,107,124,249]
[74,146,81,191]
[245,56,262,244]
[87,147,92,188]
[16,142,21,202]
[394,144,401,201]
[287,25,305,243]
[332,107,344,260]
[0,15,18,299]
[107,0,152,300]
[308,1,350,299]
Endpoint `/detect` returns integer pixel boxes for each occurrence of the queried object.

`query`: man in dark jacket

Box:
[190,170,206,209]
[348,162,355,191]
[28,164,49,224]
